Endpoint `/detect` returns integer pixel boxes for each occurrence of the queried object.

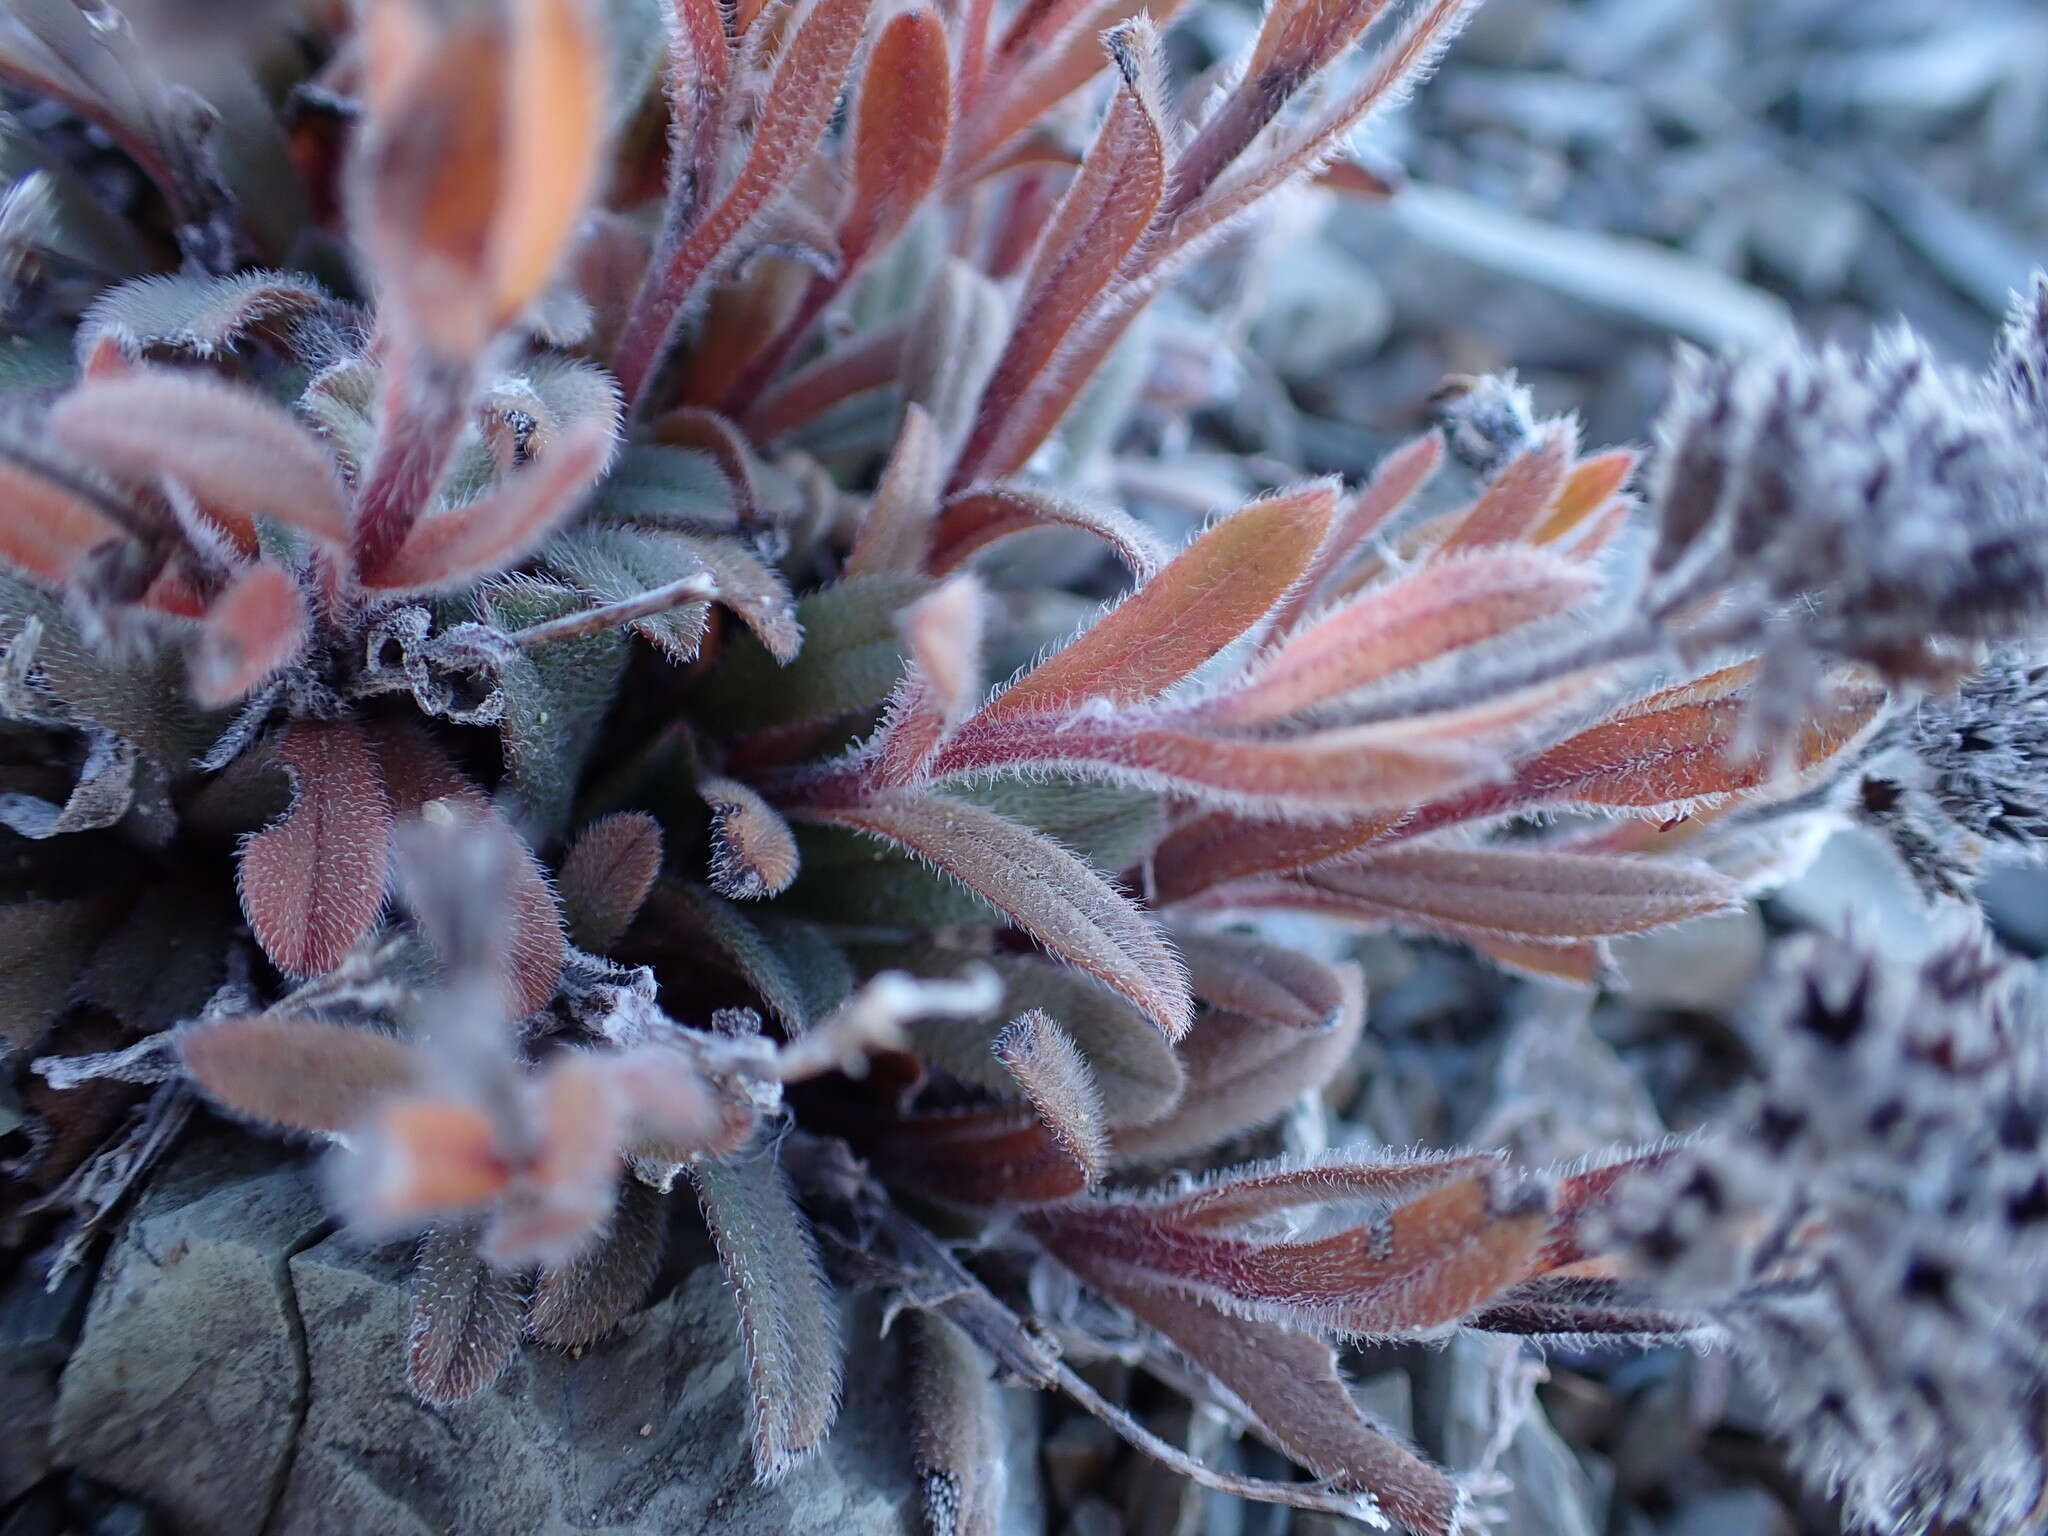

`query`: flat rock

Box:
[50,1137,925,1535]
[271,1216,919,1536]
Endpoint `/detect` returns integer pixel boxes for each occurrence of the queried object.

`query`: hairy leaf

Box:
[927,480,1172,578]
[841,9,951,276]
[796,793,1191,1037]
[237,720,393,977]
[1437,428,1571,553]
[408,1222,524,1406]
[180,1014,419,1134]
[688,1150,844,1481]
[907,1311,1006,1536]
[528,1166,670,1349]
[698,574,923,733]
[954,22,1169,485]
[994,1010,1109,1185]
[876,575,988,785]
[48,371,352,548]
[1290,846,1742,942]
[558,810,664,951]
[365,420,613,592]
[1177,930,1348,1032]
[366,719,567,1015]
[848,404,943,576]
[187,560,307,707]
[1113,964,1364,1163]
[1126,1147,1505,1234]
[0,440,133,586]
[702,773,801,898]
[976,481,1337,725]
[1062,1268,1460,1536]
[1209,548,1598,726]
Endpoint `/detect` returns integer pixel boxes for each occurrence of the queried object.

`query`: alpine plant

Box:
[2,1,2047,1533]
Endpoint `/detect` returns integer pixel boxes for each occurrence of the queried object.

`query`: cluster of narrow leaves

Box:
[4,1,2048,1533]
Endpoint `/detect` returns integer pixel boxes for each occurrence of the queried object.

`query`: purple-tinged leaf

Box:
[408,1222,524,1406]
[688,1149,844,1481]
[558,811,664,951]
[179,1014,419,1135]
[927,481,1171,579]
[237,720,393,978]
[528,1174,669,1349]
[1290,846,1742,943]
[1113,964,1363,1163]
[994,1010,1109,1187]
[795,792,1191,1038]
[1177,930,1348,1032]
[840,10,951,277]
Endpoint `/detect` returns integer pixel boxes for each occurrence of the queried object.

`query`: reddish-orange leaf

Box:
[493,0,606,325]
[855,1101,1093,1206]
[951,21,1167,487]
[841,9,951,275]
[1059,1271,1460,1536]
[1271,432,1441,632]
[238,719,394,977]
[1534,449,1636,546]
[1131,1148,1503,1234]
[359,1096,511,1223]
[796,793,1191,1037]
[975,480,1337,725]
[1404,673,1887,831]
[742,319,907,441]
[362,418,611,592]
[953,0,1184,182]
[1245,0,1389,81]
[1302,845,1740,941]
[188,560,308,707]
[1434,428,1571,554]
[614,0,875,404]
[1208,548,1598,726]
[1469,934,1611,984]
[700,773,800,898]
[47,372,352,548]
[926,711,1486,815]
[1046,1171,1551,1334]
[0,445,130,586]
[927,481,1171,578]
[558,811,664,951]
[180,1014,420,1134]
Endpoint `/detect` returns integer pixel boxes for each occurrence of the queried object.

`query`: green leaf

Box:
[688,1150,843,1480]
[697,574,924,733]
[644,881,812,1030]
[474,576,628,841]
[540,525,712,661]
[778,822,998,929]
[582,443,737,528]
[958,775,1164,875]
